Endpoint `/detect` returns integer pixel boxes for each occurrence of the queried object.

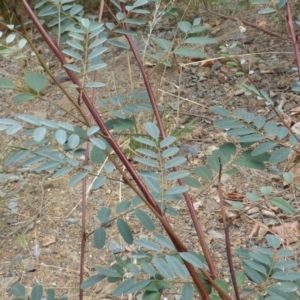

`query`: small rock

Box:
[55,74,70,83]
[66,218,77,225]
[0,174,20,184]
[42,236,56,247]
[22,258,37,272]
[109,239,122,254]
[7,201,18,210]
[12,253,24,262]
[283,194,294,201]
[269,165,280,175]
[212,62,222,71]
[178,142,201,158]
[31,245,41,258]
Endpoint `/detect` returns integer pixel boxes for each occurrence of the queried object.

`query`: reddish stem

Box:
[285,1,300,81]
[118,1,217,280]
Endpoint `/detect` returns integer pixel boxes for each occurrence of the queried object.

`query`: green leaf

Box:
[55,129,67,145]
[88,37,107,49]
[53,167,73,178]
[264,121,277,135]
[194,166,213,180]
[58,121,74,132]
[145,123,159,139]
[68,172,88,186]
[18,114,41,126]
[270,197,296,215]
[184,37,217,44]
[81,18,90,28]
[124,18,147,25]
[135,209,155,231]
[107,39,129,49]
[207,155,220,172]
[46,288,55,300]
[235,271,247,287]
[4,150,30,166]
[87,126,100,136]
[215,279,229,293]
[254,116,266,129]
[97,207,111,223]
[233,157,265,170]
[117,218,133,244]
[62,49,82,61]
[81,274,106,289]
[160,136,177,148]
[112,279,135,296]
[31,284,43,300]
[272,271,300,280]
[277,249,294,258]
[94,227,106,249]
[12,93,35,103]
[183,176,201,188]
[274,260,298,269]
[243,265,265,284]
[164,157,186,169]
[88,46,107,59]
[84,82,106,88]
[179,252,203,268]
[154,234,174,249]
[135,239,161,252]
[87,63,107,73]
[166,255,189,278]
[177,21,192,33]
[64,64,81,73]
[189,25,205,33]
[260,185,273,196]
[210,106,230,116]
[125,279,151,294]
[244,260,267,274]
[90,137,106,149]
[94,266,119,277]
[276,126,289,140]
[136,148,158,159]
[68,134,80,149]
[181,283,194,300]
[24,73,47,93]
[251,142,277,156]
[283,172,294,184]
[269,148,291,164]
[141,263,156,276]
[239,133,265,143]
[35,161,61,173]
[10,283,26,296]
[155,38,171,51]
[249,251,272,266]
[6,33,16,43]
[92,176,107,190]
[165,185,189,195]
[243,112,255,123]
[0,78,16,89]
[227,128,255,136]
[152,257,174,279]
[166,170,189,180]
[173,48,206,58]
[134,157,159,168]
[33,127,47,142]
[214,118,244,129]
[246,192,259,203]
[135,137,156,147]
[116,201,131,214]
[258,8,276,14]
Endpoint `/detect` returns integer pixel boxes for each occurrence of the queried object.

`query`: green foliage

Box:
[236,234,300,298]
[2,0,300,299]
